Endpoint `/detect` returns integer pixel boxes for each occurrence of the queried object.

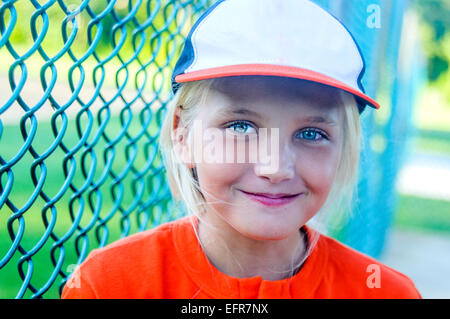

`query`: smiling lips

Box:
[240,190,302,207]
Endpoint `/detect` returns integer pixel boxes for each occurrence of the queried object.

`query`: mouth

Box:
[239,190,303,207]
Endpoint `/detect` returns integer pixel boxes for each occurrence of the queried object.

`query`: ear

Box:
[172,105,195,169]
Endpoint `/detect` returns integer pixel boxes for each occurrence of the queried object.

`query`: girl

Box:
[62,0,421,298]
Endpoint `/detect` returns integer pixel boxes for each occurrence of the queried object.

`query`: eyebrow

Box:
[301,115,337,126]
[215,107,263,120]
[229,108,263,118]
[218,107,337,126]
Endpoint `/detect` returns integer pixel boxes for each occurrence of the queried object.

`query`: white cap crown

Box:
[173,0,379,112]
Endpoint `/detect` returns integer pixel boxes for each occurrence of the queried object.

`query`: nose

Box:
[254,136,295,184]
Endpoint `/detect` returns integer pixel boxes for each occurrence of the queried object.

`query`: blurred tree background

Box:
[412,0,450,105]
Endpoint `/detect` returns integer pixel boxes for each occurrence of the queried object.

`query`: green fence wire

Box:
[0,0,423,298]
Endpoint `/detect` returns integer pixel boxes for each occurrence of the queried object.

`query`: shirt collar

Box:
[172,215,328,298]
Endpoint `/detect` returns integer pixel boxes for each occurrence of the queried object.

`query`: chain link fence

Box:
[0,0,423,298]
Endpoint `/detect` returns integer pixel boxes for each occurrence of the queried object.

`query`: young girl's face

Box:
[185,76,344,241]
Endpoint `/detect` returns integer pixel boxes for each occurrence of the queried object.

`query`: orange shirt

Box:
[62,216,421,299]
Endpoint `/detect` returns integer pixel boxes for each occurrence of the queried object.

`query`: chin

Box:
[236,223,299,242]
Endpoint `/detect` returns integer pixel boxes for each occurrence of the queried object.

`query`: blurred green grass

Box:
[394,86,450,232]
[415,135,450,156]
[395,195,450,234]
[0,113,172,298]
[413,130,450,156]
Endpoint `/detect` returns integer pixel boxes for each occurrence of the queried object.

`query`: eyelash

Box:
[224,120,329,142]
[225,121,257,134]
[297,127,329,142]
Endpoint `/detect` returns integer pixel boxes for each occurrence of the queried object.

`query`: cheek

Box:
[196,162,246,197]
[299,147,341,196]
[194,131,255,196]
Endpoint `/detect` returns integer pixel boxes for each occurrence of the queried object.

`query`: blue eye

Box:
[297,128,327,141]
[226,121,257,134]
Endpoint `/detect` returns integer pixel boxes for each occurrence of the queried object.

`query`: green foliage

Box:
[0,115,169,298]
[412,0,450,104]
[432,32,450,103]
[3,0,186,76]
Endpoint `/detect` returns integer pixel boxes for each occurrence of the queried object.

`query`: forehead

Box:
[213,76,342,105]
[207,76,344,116]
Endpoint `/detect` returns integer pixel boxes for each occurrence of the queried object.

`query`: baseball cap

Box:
[171,0,380,113]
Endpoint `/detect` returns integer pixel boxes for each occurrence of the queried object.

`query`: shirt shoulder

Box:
[62,216,193,299]
[318,234,422,299]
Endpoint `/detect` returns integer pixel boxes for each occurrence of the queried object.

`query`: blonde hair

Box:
[158,78,361,276]
[159,80,217,217]
[309,89,361,234]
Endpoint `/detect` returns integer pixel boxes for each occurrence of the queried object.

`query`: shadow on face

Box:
[211,76,346,112]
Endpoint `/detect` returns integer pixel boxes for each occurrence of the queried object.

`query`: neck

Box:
[197,213,307,281]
